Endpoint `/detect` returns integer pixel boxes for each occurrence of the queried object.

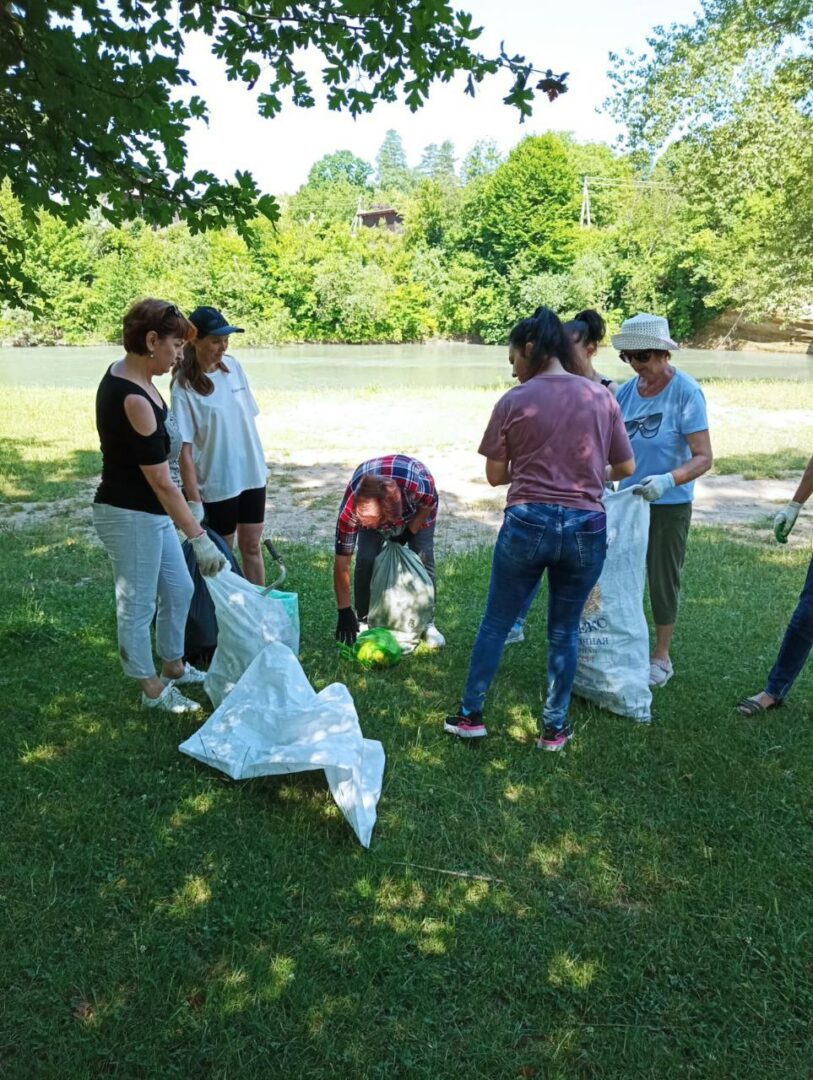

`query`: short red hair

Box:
[355,475,402,527]
[122,299,192,355]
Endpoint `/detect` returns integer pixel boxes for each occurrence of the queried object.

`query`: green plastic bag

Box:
[340,627,402,669]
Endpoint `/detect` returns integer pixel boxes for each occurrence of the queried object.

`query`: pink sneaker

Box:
[537,723,574,752]
[444,709,487,738]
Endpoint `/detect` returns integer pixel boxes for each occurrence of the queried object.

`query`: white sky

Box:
[182,0,701,195]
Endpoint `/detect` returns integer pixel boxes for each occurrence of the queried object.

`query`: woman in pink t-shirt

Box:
[444,307,635,751]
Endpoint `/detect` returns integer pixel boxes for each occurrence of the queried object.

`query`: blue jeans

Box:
[461,503,607,730]
[766,554,813,700]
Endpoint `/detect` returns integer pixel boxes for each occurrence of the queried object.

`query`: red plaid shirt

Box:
[335,455,439,555]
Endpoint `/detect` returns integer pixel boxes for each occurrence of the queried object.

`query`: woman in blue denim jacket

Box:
[445,308,635,751]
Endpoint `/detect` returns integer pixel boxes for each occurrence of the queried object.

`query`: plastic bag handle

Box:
[261,539,287,593]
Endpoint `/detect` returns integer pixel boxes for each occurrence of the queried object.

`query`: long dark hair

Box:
[508,306,579,375]
[564,308,606,350]
[172,339,230,396]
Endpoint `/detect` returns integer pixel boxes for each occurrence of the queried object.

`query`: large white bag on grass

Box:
[368,538,435,653]
[179,641,385,847]
[573,489,652,722]
[203,570,299,708]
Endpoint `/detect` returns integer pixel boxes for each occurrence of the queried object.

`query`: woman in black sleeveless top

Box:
[93,299,227,714]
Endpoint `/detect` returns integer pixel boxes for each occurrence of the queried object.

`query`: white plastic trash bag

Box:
[368,539,435,653]
[179,641,385,847]
[573,489,653,722]
[203,569,299,708]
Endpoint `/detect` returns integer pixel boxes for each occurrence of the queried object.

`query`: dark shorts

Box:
[204,486,266,537]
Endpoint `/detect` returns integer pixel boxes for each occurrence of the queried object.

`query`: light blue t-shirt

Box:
[616,369,708,505]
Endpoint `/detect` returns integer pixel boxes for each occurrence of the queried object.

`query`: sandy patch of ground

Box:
[2,459,808,552]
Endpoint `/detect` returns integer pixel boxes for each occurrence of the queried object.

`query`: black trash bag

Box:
[182,526,242,667]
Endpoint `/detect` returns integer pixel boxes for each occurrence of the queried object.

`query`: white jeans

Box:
[93,504,194,679]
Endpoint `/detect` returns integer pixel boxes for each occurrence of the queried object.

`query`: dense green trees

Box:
[607,0,813,321]
[1,2,565,304]
[2,98,809,347]
[464,135,579,276]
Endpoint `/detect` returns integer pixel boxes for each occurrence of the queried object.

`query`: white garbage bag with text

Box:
[179,641,385,847]
[573,489,652,722]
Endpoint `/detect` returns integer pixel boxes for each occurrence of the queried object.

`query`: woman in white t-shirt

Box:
[171,306,268,585]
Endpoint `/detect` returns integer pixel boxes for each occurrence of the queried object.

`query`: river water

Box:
[3,342,813,390]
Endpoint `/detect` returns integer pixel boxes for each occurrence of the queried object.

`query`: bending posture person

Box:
[93,300,227,715]
[172,306,268,586]
[507,306,616,646]
[333,455,445,649]
[737,453,813,715]
[613,313,713,688]
[445,308,635,751]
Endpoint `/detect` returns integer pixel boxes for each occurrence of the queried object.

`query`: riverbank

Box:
[689,310,813,354]
[3,381,813,544]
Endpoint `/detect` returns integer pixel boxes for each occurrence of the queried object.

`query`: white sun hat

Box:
[611,313,680,352]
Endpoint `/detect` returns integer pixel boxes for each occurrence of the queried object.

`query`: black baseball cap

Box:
[189,306,244,337]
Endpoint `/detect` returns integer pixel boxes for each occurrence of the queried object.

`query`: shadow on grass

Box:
[2,523,813,1076]
[0,437,101,503]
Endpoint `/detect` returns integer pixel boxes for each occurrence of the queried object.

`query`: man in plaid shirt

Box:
[333,454,445,648]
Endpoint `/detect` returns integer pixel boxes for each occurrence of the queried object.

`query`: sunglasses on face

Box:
[619,350,657,364]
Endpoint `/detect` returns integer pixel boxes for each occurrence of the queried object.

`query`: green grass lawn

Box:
[2,522,812,1077]
[3,379,813,503]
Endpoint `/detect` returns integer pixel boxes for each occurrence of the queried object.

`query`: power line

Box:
[580,174,676,228]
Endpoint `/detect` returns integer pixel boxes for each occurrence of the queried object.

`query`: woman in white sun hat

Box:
[613,313,713,688]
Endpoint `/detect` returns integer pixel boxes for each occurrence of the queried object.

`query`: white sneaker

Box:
[423,623,446,649]
[505,622,525,645]
[160,662,206,686]
[142,683,201,714]
[649,659,674,688]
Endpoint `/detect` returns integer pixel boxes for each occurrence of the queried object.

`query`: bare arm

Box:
[608,456,635,482]
[141,463,206,538]
[485,458,511,487]
[671,429,713,486]
[791,452,813,505]
[179,443,202,503]
[124,395,203,539]
[333,553,352,609]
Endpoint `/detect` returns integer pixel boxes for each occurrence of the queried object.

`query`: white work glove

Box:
[187,500,205,524]
[632,473,676,502]
[190,532,227,576]
[774,501,802,544]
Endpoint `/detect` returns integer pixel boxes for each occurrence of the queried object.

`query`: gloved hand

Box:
[187,500,205,524]
[774,501,803,544]
[336,606,360,645]
[392,526,411,545]
[632,473,676,502]
[190,532,227,576]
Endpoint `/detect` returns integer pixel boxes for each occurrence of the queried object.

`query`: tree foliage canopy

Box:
[465,135,579,276]
[607,0,813,150]
[607,0,813,317]
[1,1,562,302]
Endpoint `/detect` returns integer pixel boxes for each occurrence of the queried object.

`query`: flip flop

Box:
[736,696,783,716]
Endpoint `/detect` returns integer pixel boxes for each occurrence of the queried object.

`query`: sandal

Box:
[736,695,783,716]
